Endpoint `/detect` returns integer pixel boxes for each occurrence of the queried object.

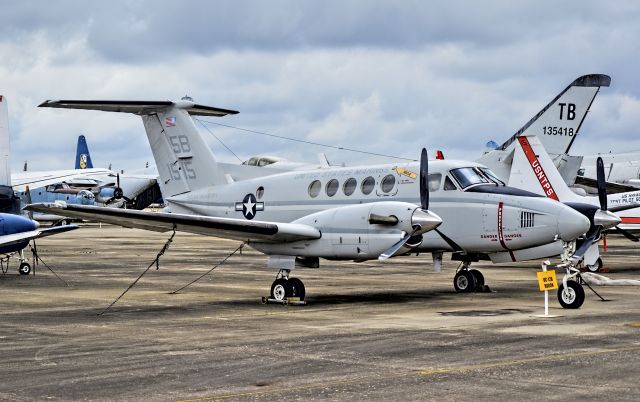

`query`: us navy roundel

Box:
[234,194,264,220]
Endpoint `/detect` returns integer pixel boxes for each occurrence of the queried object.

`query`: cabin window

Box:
[427,173,442,192]
[308,180,322,198]
[450,167,489,189]
[256,186,264,199]
[380,174,396,193]
[326,179,339,197]
[444,176,457,191]
[361,176,375,195]
[343,178,357,196]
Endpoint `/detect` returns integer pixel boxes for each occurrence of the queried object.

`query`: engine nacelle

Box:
[253,202,439,260]
[76,190,95,205]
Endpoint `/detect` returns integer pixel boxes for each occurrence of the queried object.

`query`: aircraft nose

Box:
[557,206,591,241]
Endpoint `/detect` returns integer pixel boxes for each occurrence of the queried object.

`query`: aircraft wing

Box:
[24,203,321,243]
[0,225,78,248]
[574,176,637,194]
[12,168,114,192]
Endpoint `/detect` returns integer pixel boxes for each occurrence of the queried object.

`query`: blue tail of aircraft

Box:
[75,135,93,169]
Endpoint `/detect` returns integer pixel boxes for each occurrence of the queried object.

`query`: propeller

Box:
[379,148,442,260]
[25,185,33,220]
[572,157,638,262]
[105,173,131,206]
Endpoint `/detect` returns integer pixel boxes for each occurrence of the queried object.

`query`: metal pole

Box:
[542,260,549,317]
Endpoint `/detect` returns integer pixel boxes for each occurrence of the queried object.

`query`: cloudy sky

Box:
[1,0,639,173]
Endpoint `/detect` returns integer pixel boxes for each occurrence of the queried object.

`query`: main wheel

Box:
[270,278,292,301]
[453,270,476,293]
[557,280,585,309]
[586,258,603,273]
[288,278,306,300]
[469,269,485,291]
[18,262,31,276]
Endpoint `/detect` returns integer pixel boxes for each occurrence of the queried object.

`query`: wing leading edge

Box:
[24,203,320,243]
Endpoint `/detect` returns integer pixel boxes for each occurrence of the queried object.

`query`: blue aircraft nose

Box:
[0,213,39,235]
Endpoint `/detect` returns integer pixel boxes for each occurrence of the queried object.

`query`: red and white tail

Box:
[509,135,582,203]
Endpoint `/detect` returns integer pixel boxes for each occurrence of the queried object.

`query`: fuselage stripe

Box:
[497,201,516,261]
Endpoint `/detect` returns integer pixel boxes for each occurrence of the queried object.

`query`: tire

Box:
[18,262,31,276]
[586,258,603,273]
[469,269,485,291]
[453,270,476,293]
[270,278,292,301]
[557,280,585,309]
[288,278,306,300]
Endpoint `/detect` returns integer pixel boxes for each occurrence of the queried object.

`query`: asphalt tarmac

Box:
[1,225,639,401]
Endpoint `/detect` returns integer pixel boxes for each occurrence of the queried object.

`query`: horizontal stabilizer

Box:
[39,100,239,117]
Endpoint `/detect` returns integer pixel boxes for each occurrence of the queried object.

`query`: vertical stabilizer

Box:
[509,135,582,203]
[75,135,94,169]
[38,99,239,199]
[498,74,610,156]
[0,96,11,186]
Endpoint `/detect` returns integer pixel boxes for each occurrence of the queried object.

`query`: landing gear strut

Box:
[453,262,487,293]
[270,270,306,301]
[554,241,606,309]
[17,250,31,276]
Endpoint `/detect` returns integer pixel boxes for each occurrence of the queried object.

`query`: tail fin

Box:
[508,135,582,203]
[75,135,94,169]
[498,74,610,156]
[39,99,238,198]
[0,96,10,186]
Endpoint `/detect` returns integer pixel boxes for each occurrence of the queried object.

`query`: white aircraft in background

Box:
[27,98,593,308]
[478,74,611,189]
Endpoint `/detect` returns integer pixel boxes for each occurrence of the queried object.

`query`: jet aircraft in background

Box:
[28,98,591,308]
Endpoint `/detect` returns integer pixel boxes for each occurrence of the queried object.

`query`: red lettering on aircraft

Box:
[498,201,516,261]
[517,136,559,201]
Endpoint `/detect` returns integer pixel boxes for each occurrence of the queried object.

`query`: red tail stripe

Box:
[517,136,559,201]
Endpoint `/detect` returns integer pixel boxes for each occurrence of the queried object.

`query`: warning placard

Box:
[537,270,558,291]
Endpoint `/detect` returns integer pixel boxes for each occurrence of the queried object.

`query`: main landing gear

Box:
[18,250,31,276]
[453,262,488,293]
[270,270,306,302]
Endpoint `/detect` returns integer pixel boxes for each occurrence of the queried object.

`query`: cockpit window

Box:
[444,176,457,191]
[479,167,505,186]
[427,173,442,192]
[450,167,489,189]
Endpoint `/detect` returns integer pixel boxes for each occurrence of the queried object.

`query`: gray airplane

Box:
[27,99,590,307]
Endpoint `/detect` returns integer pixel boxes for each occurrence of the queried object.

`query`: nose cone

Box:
[412,209,443,234]
[593,210,621,230]
[557,207,591,241]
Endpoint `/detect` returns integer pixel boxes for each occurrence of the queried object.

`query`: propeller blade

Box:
[379,227,419,261]
[420,148,429,210]
[596,157,607,211]
[25,185,33,220]
[614,226,640,242]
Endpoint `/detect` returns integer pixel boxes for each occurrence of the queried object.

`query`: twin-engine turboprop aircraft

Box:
[27,99,590,306]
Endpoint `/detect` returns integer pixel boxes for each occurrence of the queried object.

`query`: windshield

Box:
[450,167,489,189]
[479,167,505,186]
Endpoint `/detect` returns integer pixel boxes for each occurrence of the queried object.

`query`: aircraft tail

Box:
[0,96,10,186]
[75,135,94,169]
[498,74,610,156]
[39,99,238,198]
[508,134,583,203]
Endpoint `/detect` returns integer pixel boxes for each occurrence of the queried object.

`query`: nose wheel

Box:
[270,270,306,301]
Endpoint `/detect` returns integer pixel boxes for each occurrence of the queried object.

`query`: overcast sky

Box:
[1,0,639,173]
